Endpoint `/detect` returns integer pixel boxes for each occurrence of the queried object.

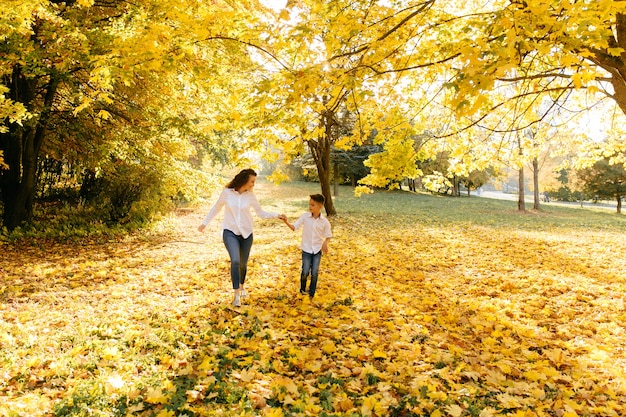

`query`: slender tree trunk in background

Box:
[450,176,458,196]
[518,167,526,211]
[532,157,540,210]
[517,134,525,212]
[617,196,622,214]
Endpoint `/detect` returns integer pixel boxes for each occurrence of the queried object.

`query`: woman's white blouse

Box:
[201,188,278,238]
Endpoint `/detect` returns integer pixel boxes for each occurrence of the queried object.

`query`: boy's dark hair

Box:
[310,194,325,204]
[227,168,257,190]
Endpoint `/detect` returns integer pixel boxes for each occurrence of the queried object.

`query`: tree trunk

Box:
[617,196,622,214]
[312,141,335,215]
[532,157,540,210]
[518,167,526,211]
[0,66,59,231]
[307,110,337,216]
[517,133,526,211]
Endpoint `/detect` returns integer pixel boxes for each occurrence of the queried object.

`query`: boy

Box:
[281,194,332,298]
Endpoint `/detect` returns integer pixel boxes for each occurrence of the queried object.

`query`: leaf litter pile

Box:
[1,184,625,417]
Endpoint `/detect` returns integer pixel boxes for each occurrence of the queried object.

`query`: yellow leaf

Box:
[145,387,169,404]
[428,390,447,401]
[373,349,387,359]
[264,408,285,417]
[335,397,354,411]
[497,393,524,408]
[496,362,511,374]
[430,409,442,417]
[267,168,289,184]
[198,356,214,372]
[445,404,464,417]
[360,395,378,416]
[233,369,255,382]
[523,370,543,382]
[305,360,322,372]
[97,109,110,120]
[479,408,499,417]
[321,341,336,355]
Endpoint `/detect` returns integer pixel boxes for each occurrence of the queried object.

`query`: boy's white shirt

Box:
[202,188,278,238]
[293,212,332,254]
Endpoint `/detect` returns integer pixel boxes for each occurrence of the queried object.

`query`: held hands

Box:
[279,214,295,231]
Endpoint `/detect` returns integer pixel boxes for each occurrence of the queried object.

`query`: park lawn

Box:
[1,180,625,416]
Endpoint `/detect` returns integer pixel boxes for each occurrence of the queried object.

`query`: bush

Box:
[80,161,163,224]
[548,186,584,202]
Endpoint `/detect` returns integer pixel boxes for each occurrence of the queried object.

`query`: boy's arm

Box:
[321,237,331,254]
[284,213,306,231]
[321,218,332,253]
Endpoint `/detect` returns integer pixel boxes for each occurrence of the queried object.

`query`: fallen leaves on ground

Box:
[1,192,625,417]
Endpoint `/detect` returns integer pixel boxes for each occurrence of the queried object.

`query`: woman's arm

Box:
[198,189,227,232]
[249,192,279,219]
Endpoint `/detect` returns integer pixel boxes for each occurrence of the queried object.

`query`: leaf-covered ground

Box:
[1,182,626,417]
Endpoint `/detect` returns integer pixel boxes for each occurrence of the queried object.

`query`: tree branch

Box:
[329,0,435,62]
[435,84,578,139]
[497,70,610,83]
[204,36,292,72]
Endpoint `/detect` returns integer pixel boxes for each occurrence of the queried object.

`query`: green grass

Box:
[258,179,626,232]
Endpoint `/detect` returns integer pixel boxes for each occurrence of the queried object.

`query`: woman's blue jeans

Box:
[223,229,253,289]
[301,250,322,297]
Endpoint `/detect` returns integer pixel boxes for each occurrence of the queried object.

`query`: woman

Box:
[198,169,285,307]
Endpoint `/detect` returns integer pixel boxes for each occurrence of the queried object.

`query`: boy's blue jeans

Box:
[223,229,253,289]
[301,250,322,297]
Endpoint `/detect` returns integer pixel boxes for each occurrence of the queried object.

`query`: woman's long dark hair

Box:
[226,169,257,190]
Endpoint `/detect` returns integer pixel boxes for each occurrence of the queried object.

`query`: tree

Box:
[244,0,450,213]
[578,157,626,213]
[0,0,264,230]
[332,145,380,187]
[462,168,493,197]
[442,1,626,121]
[224,0,626,208]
